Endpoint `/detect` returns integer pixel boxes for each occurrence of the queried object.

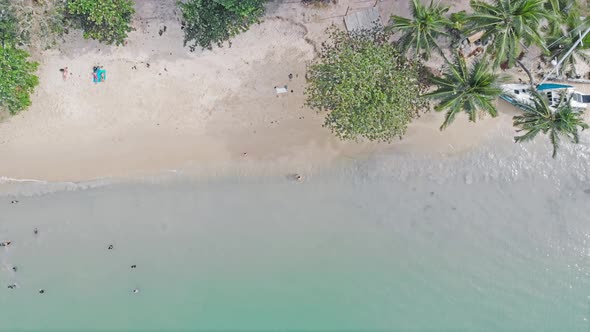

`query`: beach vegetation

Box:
[0,0,23,46]
[513,91,589,158]
[425,55,504,130]
[66,0,135,45]
[178,0,266,51]
[306,27,429,142]
[469,0,550,85]
[2,0,68,50]
[0,45,39,115]
[388,0,451,61]
[545,16,590,78]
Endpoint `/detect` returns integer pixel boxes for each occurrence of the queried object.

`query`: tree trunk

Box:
[516,59,535,87]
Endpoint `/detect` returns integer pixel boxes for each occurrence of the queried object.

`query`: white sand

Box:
[0,0,525,182]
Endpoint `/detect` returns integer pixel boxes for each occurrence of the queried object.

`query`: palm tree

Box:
[513,91,589,158]
[388,0,451,61]
[425,55,505,130]
[544,0,578,35]
[469,0,551,85]
[546,17,590,78]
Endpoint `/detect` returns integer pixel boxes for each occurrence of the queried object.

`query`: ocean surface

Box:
[1,137,590,331]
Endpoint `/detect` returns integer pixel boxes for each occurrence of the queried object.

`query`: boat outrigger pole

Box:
[539,26,590,85]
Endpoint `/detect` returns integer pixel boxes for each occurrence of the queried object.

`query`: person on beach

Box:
[295,174,304,182]
[0,241,12,247]
[60,67,68,80]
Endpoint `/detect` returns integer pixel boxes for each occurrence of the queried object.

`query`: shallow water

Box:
[1,137,590,331]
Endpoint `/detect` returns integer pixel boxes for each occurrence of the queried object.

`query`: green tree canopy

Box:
[513,91,588,158]
[66,0,135,45]
[306,27,429,142]
[388,0,451,60]
[0,46,39,115]
[425,55,504,130]
[469,0,550,70]
[179,0,266,51]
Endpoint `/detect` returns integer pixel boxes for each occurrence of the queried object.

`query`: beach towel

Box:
[93,69,107,83]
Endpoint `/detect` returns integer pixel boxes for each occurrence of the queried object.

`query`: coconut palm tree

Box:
[544,0,579,35]
[425,55,505,130]
[469,0,551,84]
[388,0,451,61]
[513,91,589,158]
[546,16,590,78]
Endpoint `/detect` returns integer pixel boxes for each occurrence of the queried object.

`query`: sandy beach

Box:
[2,2,590,330]
[0,0,521,183]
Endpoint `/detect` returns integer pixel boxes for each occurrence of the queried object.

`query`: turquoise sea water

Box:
[1,141,590,331]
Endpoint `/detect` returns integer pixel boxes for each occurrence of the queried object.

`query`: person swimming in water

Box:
[0,241,12,247]
[132,288,140,294]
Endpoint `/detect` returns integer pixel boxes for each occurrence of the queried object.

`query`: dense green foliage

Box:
[469,0,550,69]
[0,0,22,45]
[66,0,135,45]
[179,0,266,50]
[425,55,504,129]
[306,28,428,142]
[388,0,451,60]
[0,46,39,115]
[513,91,589,158]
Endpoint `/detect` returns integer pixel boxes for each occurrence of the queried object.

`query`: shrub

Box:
[66,0,135,45]
[0,46,39,115]
[306,27,429,142]
[179,0,266,50]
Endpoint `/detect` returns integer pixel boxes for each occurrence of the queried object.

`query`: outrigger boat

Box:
[500,25,590,112]
[500,83,590,111]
